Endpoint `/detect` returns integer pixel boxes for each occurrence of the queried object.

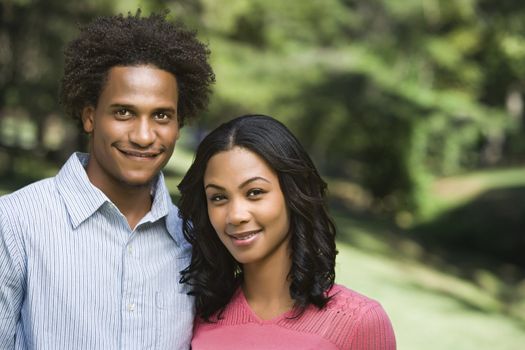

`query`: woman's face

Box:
[203,146,290,267]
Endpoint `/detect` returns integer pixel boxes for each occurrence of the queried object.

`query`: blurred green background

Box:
[1,0,524,348]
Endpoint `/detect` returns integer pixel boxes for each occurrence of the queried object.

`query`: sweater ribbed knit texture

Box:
[191,284,396,349]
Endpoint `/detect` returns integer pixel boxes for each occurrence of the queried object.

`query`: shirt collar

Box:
[55,153,175,239]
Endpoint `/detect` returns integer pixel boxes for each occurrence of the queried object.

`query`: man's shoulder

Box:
[166,202,182,228]
[165,202,192,252]
[0,177,61,233]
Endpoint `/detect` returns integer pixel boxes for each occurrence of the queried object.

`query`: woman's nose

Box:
[226,199,251,225]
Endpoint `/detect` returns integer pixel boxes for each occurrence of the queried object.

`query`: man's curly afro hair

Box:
[60,10,215,128]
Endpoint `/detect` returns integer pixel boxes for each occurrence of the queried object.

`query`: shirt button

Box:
[127,303,136,312]
[127,246,133,255]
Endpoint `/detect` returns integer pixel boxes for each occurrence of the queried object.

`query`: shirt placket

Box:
[119,223,157,349]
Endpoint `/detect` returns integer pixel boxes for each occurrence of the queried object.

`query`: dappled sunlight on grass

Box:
[426,166,525,221]
[334,190,525,349]
[336,240,525,350]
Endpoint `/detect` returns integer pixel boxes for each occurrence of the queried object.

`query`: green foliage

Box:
[201,0,354,49]
[196,0,524,215]
[0,0,112,161]
[2,0,525,215]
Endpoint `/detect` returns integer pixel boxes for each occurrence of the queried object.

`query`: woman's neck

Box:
[241,244,294,320]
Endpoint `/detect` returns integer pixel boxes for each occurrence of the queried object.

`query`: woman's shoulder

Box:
[325,284,394,332]
[321,284,396,349]
[325,284,382,313]
[285,284,389,332]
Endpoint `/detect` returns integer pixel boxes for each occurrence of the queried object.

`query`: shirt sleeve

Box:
[348,303,396,350]
[0,208,25,349]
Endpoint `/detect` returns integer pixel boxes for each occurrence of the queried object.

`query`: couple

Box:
[0,12,396,350]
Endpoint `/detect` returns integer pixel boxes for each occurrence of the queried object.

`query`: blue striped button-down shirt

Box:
[0,153,194,349]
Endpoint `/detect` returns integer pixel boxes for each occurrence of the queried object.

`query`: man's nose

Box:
[129,117,156,147]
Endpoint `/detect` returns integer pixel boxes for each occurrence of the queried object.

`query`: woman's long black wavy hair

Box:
[178,115,337,321]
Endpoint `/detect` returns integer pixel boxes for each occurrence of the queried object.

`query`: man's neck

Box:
[108,185,153,230]
[87,173,155,230]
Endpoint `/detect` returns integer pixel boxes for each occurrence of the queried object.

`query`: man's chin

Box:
[123,180,153,189]
[114,168,163,189]
[117,175,158,189]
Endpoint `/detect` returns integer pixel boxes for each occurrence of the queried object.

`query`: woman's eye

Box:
[209,194,226,202]
[247,189,264,198]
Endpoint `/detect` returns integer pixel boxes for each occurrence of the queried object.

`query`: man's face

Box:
[82,65,180,190]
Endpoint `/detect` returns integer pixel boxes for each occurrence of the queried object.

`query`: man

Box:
[0,11,214,349]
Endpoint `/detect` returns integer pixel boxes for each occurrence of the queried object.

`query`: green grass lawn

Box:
[336,239,525,350]
[333,166,525,350]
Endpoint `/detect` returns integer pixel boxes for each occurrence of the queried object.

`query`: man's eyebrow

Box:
[109,104,176,113]
[109,103,134,109]
[153,107,177,114]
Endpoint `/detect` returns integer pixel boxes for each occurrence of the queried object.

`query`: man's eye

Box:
[154,112,172,121]
[115,109,132,118]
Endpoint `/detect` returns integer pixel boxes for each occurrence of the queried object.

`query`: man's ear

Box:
[81,106,95,133]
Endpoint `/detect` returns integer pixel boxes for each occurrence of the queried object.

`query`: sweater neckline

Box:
[236,288,296,324]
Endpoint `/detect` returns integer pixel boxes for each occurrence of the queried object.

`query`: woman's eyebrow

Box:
[204,183,224,191]
[238,176,270,189]
[204,176,270,191]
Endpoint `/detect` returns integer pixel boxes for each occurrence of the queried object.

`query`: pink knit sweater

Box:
[191,284,396,349]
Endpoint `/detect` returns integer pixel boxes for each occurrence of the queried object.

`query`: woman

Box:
[178,115,396,349]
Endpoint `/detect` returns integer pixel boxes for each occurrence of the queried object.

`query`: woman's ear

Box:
[81,106,95,133]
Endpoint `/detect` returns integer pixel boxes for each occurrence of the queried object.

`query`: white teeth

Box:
[233,232,257,240]
[121,150,157,158]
